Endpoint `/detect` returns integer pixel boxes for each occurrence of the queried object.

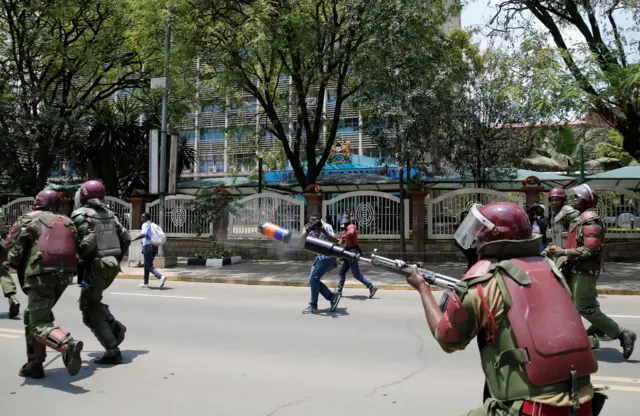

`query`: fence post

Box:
[128,197,148,229]
[409,190,426,261]
[303,192,323,220]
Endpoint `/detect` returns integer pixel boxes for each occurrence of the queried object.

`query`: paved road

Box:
[1,280,639,415]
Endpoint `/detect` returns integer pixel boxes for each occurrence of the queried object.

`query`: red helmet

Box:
[549,188,567,200]
[455,202,531,249]
[571,184,598,211]
[33,190,60,210]
[79,180,106,201]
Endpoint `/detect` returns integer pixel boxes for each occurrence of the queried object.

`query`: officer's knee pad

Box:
[578,306,598,317]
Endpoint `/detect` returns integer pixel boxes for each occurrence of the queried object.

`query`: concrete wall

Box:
[163,237,640,263]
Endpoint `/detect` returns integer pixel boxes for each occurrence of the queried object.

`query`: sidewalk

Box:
[119,259,640,295]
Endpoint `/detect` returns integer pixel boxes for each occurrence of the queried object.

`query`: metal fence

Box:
[586,185,640,239]
[2,197,34,226]
[427,189,526,239]
[145,195,210,237]
[104,196,133,230]
[228,192,305,238]
[322,191,410,239]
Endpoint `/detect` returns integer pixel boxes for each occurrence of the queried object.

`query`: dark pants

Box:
[308,257,337,308]
[143,245,162,284]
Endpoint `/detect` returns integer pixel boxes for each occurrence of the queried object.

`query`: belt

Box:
[513,400,592,416]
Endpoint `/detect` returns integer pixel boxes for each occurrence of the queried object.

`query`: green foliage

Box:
[0,0,147,195]
[489,2,640,161]
[187,187,238,238]
[193,245,235,259]
[597,130,633,166]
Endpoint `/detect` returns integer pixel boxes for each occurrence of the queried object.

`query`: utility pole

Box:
[158,9,171,257]
[578,143,585,183]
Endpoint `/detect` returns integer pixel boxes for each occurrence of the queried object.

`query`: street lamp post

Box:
[158,10,171,257]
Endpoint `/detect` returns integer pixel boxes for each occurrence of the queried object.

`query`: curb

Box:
[114,274,640,296]
[186,256,242,267]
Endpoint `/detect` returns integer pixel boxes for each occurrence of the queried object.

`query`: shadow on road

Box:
[594,347,640,364]
[315,307,350,318]
[343,295,369,301]
[0,312,21,320]
[20,349,150,394]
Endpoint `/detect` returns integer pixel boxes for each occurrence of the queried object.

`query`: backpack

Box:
[149,222,166,246]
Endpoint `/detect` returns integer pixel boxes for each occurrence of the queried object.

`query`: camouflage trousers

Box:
[567,272,624,339]
[24,274,74,361]
[79,257,121,350]
[0,266,17,299]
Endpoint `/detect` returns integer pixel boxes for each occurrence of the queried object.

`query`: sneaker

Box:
[8,298,19,319]
[159,276,167,288]
[140,283,150,289]
[369,286,379,299]
[330,292,341,312]
[302,306,318,314]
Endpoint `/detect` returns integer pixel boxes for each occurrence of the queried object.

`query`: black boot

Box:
[111,321,127,347]
[8,298,20,319]
[19,361,45,379]
[62,340,84,376]
[94,348,123,365]
[619,330,637,360]
[586,325,606,338]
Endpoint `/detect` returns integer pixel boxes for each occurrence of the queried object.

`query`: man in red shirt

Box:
[336,213,378,298]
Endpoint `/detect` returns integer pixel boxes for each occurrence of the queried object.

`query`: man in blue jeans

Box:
[132,213,166,289]
[300,212,341,314]
[335,213,378,298]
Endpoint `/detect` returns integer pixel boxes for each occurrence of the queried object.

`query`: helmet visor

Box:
[568,184,594,200]
[454,204,496,249]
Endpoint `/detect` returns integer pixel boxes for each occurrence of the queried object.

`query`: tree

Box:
[0,0,148,195]
[353,10,475,175]
[441,48,546,187]
[489,0,640,162]
[597,128,634,166]
[173,0,459,189]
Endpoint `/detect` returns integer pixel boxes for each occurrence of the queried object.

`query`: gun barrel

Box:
[304,236,459,290]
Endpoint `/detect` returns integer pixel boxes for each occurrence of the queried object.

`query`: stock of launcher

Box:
[304,236,460,310]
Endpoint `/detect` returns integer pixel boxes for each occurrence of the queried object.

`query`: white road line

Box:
[608,315,640,319]
[592,376,640,383]
[0,334,19,339]
[0,328,23,334]
[109,292,206,300]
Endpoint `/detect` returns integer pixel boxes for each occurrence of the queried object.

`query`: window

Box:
[232,125,256,141]
[338,118,359,133]
[200,128,225,143]
[229,154,256,171]
[198,155,224,173]
[201,103,223,113]
[327,90,337,104]
[180,130,195,143]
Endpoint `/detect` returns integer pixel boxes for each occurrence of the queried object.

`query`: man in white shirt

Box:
[300,212,342,314]
[132,213,166,288]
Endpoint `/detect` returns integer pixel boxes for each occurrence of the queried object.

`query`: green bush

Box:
[193,246,235,259]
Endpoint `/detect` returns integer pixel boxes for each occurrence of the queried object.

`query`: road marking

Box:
[0,328,23,334]
[109,292,206,300]
[593,375,640,393]
[0,334,19,339]
[592,376,640,383]
[594,384,640,393]
[608,315,640,319]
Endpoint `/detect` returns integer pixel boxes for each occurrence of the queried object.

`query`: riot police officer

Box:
[5,190,84,378]
[72,180,131,364]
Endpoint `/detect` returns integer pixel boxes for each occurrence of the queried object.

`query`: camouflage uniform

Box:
[72,181,131,364]
[417,202,605,416]
[6,190,84,378]
[0,210,20,318]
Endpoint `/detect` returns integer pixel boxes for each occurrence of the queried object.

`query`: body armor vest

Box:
[73,207,121,259]
[463,257,597,402]
[23,211,78,277]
